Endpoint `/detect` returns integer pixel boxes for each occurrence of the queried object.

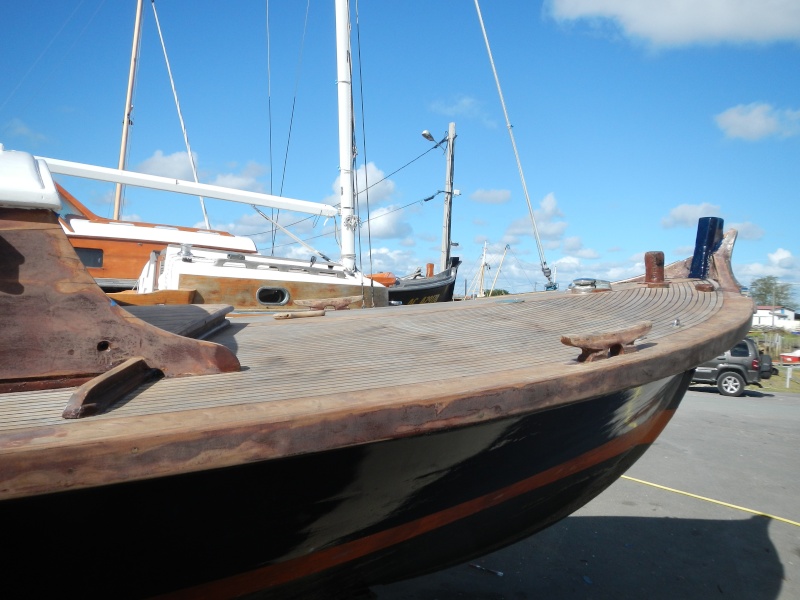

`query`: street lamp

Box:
[422,123,457,272]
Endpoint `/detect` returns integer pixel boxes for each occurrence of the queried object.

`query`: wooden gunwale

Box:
[0,279,753,500]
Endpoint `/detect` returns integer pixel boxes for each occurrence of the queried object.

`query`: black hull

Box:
[388,258,460,304]
[2,371,691,599]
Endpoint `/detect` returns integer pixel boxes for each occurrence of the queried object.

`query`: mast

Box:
[113,0,144,220]
[470,242,488,298]
[335,0,357,272]
[440,122,456,273]
[489,244,509,296]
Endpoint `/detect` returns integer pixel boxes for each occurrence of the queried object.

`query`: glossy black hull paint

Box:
[2,371,692,599]
[388,258,460,304]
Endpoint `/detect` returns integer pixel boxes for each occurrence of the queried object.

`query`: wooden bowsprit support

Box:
[0,207,241,404]
[561,321,652,363]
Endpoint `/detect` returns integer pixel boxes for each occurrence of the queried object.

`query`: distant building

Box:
[752,305,799,331]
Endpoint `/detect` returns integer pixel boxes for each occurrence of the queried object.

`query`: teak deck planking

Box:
[0,278,753,501]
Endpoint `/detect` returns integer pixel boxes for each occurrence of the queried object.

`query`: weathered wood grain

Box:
[0,269,754,501]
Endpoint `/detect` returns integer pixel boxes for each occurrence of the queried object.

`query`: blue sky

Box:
[2,1,798,296]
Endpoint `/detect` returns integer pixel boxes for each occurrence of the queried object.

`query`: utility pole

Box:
[440,122,456,273]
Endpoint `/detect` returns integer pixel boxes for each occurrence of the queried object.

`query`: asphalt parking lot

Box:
[372,388,800,599]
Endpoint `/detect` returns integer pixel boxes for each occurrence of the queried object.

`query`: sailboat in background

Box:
[57,182,258,292]
[58,0,461,310]
[50,0,390,310]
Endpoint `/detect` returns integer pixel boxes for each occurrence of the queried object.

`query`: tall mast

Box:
[113,0,144,220]
[440,122,456,273]
[335,0,356,272]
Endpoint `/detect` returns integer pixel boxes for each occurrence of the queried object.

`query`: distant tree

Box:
[486,289,509,296]
[749,276,795,307]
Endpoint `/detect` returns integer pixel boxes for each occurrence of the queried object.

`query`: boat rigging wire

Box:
[150,0,210,229]
[508,246,540,290]
[1,0,108,120]
[265,1,275,244]
[246,140,446,248]
[269,0,312,255]
[354,0,376,298]
[474,0,555,290]
[251,206,332,262]
[257,191,439,252]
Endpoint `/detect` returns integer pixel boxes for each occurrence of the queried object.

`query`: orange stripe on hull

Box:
[159,407,676,599]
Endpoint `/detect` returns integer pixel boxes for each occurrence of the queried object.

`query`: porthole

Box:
[256,287,289,306]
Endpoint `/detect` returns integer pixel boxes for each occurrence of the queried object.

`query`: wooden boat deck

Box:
[0,276,754,500]
[1,279,743,428]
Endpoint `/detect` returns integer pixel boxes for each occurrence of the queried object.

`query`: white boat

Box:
[56,182,257,291]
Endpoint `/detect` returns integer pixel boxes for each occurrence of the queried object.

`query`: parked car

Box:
[691,337,761,396]
[759,353,777,379]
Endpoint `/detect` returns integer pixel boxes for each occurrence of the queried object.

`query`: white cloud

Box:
[136,152,270,193]
[563,236,600,259]
[768,248,798,270]
[536,193,564,220]
[605,262,646,281]
[728,221,764,240]
[3,118,47,145]
[430,95,482,118]
[327,162,396,207]
[553,255,583,273]
[661,202,722,228]
[366,246,421,275]
[505,193,568,248]
[548,0,800,46]
[429,95,496,128]
[364,205,413,239]
[471,189,511,204]
[715,103,800,140]
[506,215,568,240]
[210,161,267,192]
[206,213,277,245]
[738,248,800,283]
[206,208,335,255]
[355,162,395,203]
[136,150,196,179]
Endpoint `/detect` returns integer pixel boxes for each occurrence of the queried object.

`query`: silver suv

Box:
[691,338,761,396]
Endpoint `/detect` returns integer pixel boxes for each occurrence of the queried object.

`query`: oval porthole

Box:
[256,287,289,306]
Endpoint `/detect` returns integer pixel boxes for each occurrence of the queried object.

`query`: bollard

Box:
[644,251,669,288]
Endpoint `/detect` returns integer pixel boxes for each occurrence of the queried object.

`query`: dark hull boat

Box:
[373,256,462,305]
[0,145,754,599]
[4,374,688,599]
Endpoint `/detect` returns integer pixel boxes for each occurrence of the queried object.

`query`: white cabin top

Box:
[0,144,61,211]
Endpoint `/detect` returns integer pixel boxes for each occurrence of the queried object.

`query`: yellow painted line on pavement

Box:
[621,475,800,527]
